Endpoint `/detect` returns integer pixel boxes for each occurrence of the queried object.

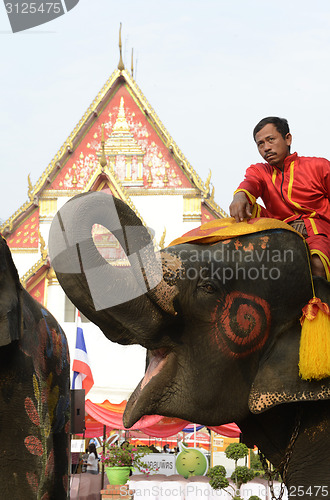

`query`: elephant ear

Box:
[0,237,23,346]
[249,277,330,413]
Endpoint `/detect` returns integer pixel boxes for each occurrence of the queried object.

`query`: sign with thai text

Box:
[133,453,177,476]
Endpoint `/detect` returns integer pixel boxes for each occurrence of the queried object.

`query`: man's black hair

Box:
[253,117,290,140]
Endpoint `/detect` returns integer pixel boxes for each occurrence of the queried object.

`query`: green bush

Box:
[209,475,230,490]
[225,443,249,465]
[249,450,262,470]
[207,465,229,490]
[207,465,226,478]
[231,466,255,488]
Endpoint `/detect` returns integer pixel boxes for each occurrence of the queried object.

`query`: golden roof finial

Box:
[118,23,125,71]
[131,48,134,77]
[27,173,33,201]
[205,169,212,194]
[38,230,47,260]
[159,228,166,249]
[99,124,107,169]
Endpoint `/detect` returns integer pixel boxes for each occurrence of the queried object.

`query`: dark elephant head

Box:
[49,192,330,428]
[0,235,70,498]
[0,235,23,346]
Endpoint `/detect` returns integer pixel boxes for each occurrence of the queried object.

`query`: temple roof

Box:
[1,62,227,293]
[1,66,225,237]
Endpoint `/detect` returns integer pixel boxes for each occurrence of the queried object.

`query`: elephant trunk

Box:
[49,192,178,346]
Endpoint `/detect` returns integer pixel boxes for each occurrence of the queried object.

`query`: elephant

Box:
[49,192,330,498]
[0,234,70,499]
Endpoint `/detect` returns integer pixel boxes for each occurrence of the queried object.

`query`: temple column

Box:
[137,157,143,180]
[125,157,132,180]
[45,267,65,323]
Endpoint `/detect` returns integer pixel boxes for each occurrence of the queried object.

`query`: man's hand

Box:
[229,192,252,222]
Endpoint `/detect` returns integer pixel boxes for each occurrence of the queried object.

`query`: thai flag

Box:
[72,312,94,395]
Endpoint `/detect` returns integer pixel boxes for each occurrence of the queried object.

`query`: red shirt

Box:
[235,152,330,237]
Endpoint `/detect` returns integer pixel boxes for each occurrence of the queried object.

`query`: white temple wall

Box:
[12,252,40,278]
[47,280,66,324]
[132,194,201,246]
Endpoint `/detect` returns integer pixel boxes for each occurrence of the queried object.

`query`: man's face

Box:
[255,123,292,169]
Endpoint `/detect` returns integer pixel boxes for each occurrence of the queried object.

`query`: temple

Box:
[0,38,227,401]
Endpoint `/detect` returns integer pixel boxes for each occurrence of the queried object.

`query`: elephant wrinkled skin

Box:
[49,192,330,498]
[0,235,70,499]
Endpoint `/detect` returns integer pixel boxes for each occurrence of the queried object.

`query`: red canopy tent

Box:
[186,431,210,450]
[84,399,241,439]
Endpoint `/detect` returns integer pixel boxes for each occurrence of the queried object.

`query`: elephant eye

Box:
[198,282,216,294]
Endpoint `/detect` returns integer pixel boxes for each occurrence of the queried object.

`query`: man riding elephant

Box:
[229,116,330,279]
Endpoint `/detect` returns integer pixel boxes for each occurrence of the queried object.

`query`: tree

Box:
[249,450,264,477]
[207,465,229,491]
[231,466,255,489]
[207,443,255,500]
[225,443,249,467]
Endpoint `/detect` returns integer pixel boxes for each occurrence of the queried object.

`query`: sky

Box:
[2,0,330,224]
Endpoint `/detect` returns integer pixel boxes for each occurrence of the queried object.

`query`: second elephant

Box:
[0,235,70,499]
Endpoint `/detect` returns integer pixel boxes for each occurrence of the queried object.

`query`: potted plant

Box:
[99,443,157,485]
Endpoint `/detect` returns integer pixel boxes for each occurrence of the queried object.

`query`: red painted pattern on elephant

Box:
[24,435,43,456]
[212,292,271,358]
[26,472,39,494]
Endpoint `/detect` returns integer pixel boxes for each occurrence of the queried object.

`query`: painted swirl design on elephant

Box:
[211,291,271,358]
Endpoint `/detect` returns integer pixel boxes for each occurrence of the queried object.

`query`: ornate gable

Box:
[39,81,203,195]
[1,66,225,237]
[1,57,226,295]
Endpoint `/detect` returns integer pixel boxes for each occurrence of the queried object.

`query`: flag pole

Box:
[101,425,106,490]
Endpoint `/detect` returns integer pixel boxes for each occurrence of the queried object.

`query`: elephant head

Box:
[49,192,330,429]
[0,234,70,498]
[0,234,23,346]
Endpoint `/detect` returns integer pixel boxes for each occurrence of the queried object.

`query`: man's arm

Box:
[230,163,265,222]
[320,159,330,198]
[229,191,252,222]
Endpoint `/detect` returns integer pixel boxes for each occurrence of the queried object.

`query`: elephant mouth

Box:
[141,348,169,390]
[123,348,177,427]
